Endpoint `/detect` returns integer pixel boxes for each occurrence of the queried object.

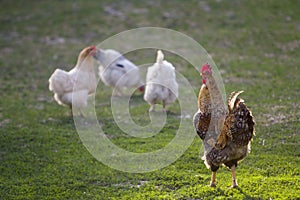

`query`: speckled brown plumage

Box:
[215,91,255,149]
[200,91,255,187]
[206,91,255,165]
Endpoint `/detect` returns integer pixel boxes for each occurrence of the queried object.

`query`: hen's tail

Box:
[156,50,164,64]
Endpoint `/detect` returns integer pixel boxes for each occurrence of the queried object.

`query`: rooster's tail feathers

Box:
[228,91,244,111]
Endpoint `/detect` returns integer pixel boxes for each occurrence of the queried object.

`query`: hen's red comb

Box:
[89,45,96,50]
[200,63,211,73]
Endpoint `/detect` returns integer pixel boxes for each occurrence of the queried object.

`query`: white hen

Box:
[49,46,97,115]
[144,50,178,112]
[94,49,144,96]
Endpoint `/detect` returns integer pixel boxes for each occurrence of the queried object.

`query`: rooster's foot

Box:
[209,182,216,187]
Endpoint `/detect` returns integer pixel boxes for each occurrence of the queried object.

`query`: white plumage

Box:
[93,49,144,96]
[144,50,178,112]
[48,46,97,115]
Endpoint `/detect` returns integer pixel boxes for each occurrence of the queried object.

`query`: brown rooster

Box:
[193,63,255,188]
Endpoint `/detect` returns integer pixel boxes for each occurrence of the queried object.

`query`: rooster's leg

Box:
[210,171,217,187]
[230,165,238,188]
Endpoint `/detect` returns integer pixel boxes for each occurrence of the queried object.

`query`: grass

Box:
[0,0,299,199]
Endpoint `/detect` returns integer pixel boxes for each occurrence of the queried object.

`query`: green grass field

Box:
[0,0,299,199]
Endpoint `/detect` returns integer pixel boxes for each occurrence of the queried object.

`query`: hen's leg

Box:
[149,104,155,112]
[113,87,123,96]
[69,105,73,117]
[162,101,166,113]
[79,108,84,117]
[231,165,238,188]
[210,171,217,187]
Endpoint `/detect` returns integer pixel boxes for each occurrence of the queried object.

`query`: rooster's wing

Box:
[193,111,211,140]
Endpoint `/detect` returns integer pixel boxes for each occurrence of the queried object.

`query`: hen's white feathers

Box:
[49,69,74,96]
[94,49,143,95]
[48,46,97,113]
[156,50,164,63]
[144,50,178,111]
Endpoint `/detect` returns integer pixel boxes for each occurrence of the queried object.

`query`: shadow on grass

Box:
[234,187,259,200]
[41,114,74,127]
[203,186,259,200]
